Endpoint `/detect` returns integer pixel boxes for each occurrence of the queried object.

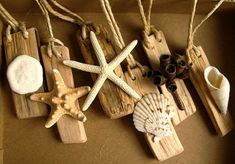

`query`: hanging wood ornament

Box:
[64,31,140,111]
[0,3,48,119]
[41,0,135,119]
[34,0,88,143]
[100,0,183,161]
[185,0,233,136]
[137,0,196,126]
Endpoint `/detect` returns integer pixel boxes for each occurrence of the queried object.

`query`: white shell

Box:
[7,55,43,94]
[204,66,230,115]
[133,93,175,142]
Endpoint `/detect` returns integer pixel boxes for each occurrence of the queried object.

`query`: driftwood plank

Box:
[77,26,134,119]
[145,123,184,161]
[142,31,196,125]
[3,28,48,119]
[186,46,233,136]
[125,68,184,161]
[40,45,87,143]
[0,20,3,164]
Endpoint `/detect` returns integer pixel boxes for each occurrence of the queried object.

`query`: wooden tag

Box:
[124,68,184,161]
[142,31,196,125]
[3,28,48,119]
[40,45,87,143]
[77,26,134,119]
[186,46,233,136]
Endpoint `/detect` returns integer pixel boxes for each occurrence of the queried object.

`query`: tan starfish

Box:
[63,31,141,111]
[30,69,91,128]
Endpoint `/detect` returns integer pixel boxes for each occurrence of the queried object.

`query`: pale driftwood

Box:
[145,123,184,161]
[77,25,135,119]
[3,28,48,119]
[186,46,233,136]
[124,67,184,161]
[142,31,196,125]
[40,45,87,143]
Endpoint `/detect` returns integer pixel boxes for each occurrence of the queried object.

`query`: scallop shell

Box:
[204,66,230,115]
[133,93,175,142]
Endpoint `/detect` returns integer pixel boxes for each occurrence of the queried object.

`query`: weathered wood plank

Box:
[186,46,233,136]
[77,25,134,119]
[3,28,48,119]
[142,31,196,125]
[125,68,184,161]
[0,20,3,164]
[40,45,87,143]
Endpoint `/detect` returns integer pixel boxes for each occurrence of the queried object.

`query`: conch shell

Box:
[133,93,175,142]
[204,66,230,115]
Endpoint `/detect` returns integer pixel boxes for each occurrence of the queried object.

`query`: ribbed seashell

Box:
[204,66,230,115]
[133,93,175,142]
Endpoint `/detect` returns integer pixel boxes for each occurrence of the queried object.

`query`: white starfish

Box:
[63,31,141,111]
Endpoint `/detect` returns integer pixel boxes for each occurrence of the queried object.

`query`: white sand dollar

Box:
[7,55,43,94]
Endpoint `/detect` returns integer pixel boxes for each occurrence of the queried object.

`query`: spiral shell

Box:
[133,93,175,142]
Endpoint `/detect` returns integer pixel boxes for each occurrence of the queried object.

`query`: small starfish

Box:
[30,69,91,128]
[63,31,141,111]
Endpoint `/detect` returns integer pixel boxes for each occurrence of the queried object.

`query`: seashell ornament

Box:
[204,66,230,115]
[7,55,43,94]
[133,93,175,142]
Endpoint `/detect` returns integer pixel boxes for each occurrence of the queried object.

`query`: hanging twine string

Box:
[39,0,99,40]
[187,0,225,62]
[0,3,28,42]
[100,0,145,80]
[137,0,162,46]
[36,0,64,58]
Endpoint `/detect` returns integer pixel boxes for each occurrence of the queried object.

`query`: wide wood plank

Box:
[3,28,48,119]
[77,25,134,119]
[40,45,87,143]
[142,31,196,125]
[186,46,233,136]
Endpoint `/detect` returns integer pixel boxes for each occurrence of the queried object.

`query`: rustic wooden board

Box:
[40,45,87,143]
[186,46,233,136]
[125,68,184,161]
[145,123,184,161]
[142,31,196,125]
[77,26,134,119]
[3,28,48,119]
[0,20,3,164]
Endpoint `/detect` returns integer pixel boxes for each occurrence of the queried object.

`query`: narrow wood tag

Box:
[142,31,196,125]
[3,28,48,119]
[77,26,134,119]
[125,68,184,161]
[186,46,233,136]
[40,45,87,143]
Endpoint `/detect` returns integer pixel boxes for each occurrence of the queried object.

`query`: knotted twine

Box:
[0,3,28,42]
[137,0,162,47]
[100,0,145,80]
[36,0,64,58]
[187,0,225,65]
[39,0,99,40]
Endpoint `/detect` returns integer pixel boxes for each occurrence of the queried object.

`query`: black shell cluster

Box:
[147,53,189,93]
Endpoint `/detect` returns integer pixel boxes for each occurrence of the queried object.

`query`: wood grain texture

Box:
[77,26,134,119]
[0,20,3,164]
[142,31,196,125]
[40,45,87,143]
[3,28,48,119]
[186,46,233,136]
[125,68,184,161]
